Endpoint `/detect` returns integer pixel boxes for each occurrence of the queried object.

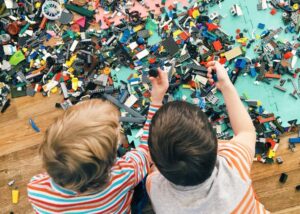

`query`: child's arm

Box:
[117,69,169,186]
[140,69,169,143]
[206,61,256,157]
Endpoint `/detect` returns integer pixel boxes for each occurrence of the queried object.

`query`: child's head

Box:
[149,101,217,186]
[40,99,120,193]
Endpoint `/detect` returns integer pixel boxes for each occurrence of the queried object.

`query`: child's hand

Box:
[149,68,169,105]
[206,61,232,91]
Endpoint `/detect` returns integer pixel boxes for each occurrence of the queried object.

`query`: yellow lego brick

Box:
[268,149,275,159]
[103,67,111,75]
[133,73,139,78]
[192,9,200,19]
[51,86,58,93]
[133,25,143,32]
[12,189,19,204]
[30,60,34,68]
[293,3,299,10]
[35,1,41,9]
[255,34,260,40]
[68,67,74,73]
[66,55,77,67]
[257,100,262,106]
[237,37,248,43]
[182,84,191,89]
[72,78,78,91]
[40,59,46,66]
[190,21,196,27]
[173,30,182,37]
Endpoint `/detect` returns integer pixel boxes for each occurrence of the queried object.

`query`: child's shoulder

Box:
[28,172,51,189]
[217,140,253,181]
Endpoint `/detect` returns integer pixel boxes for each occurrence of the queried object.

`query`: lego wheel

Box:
[42,1,62,20]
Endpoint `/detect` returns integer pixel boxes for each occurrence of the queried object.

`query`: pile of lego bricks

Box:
[0,0,299,162]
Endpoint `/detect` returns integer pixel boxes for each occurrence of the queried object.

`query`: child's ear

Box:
[118,126,128,147]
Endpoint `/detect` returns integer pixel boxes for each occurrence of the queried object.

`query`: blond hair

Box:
[40,99,120,193]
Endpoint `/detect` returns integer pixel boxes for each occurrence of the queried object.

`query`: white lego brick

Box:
[129,42,138,50]
[42,80,58,92]
[70,40,79,52]
[124,94,138,107]
[136,49,149,60]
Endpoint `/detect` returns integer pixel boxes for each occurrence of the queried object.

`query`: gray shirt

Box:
[147,142,269,214]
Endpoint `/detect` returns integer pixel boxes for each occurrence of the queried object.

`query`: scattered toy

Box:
[279,172,288,183]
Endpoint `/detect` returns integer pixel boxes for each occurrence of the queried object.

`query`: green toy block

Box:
[9,50,25,66]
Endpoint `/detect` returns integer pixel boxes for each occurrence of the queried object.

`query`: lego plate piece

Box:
[224,47,242,61]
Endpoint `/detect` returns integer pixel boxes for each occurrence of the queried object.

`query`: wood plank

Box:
[251,133,300,212]
[0,94,63,156]
[274,205,300,214]
[0,145,42,214]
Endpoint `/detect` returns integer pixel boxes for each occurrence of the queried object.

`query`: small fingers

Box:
[158,68,169,81]
[206,61,217,67]
[207,66,216,74]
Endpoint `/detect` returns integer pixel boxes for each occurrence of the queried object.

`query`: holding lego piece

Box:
[146,61,269,213]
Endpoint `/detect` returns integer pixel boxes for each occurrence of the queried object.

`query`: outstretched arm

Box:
[206,61,256,156]
[140,68,169,144]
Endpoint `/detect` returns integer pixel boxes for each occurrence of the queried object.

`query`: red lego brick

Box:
[148,57,156,64]
[270,8,277,15]
[284,52,293,59]
[176,39,182,45]
[257,116,275,124]
[179,32,189,41]
[212,40,222,51]
[206,23,219,31]
[219,57,227,64]
[266,138,276,149]
[168,5,174,11]
[264,73,281,79]
[188,8,193,17]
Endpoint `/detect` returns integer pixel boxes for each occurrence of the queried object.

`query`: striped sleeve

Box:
[119,103,161,186]
[140,104,161,144]
[218,141,254,180]
[231,186,270,214]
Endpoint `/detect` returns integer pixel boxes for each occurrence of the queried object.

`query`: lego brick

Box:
[161,36,180,56]
[279,173,288,183]
[224,47,242,61]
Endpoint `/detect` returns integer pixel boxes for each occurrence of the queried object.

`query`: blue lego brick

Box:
[289,137,300,144]
[257,23,265,29]
[119,29,131,43]
[250,66,257,77]
[235,59,247,69]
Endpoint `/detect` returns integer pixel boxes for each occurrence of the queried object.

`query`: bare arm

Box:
[207,61,256,155]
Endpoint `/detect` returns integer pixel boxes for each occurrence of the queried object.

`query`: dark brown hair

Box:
[149,101,218,186]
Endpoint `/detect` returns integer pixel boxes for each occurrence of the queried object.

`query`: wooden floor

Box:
[0,94,299,214]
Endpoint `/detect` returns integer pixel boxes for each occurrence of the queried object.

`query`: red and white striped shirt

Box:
[27,104,161,214]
